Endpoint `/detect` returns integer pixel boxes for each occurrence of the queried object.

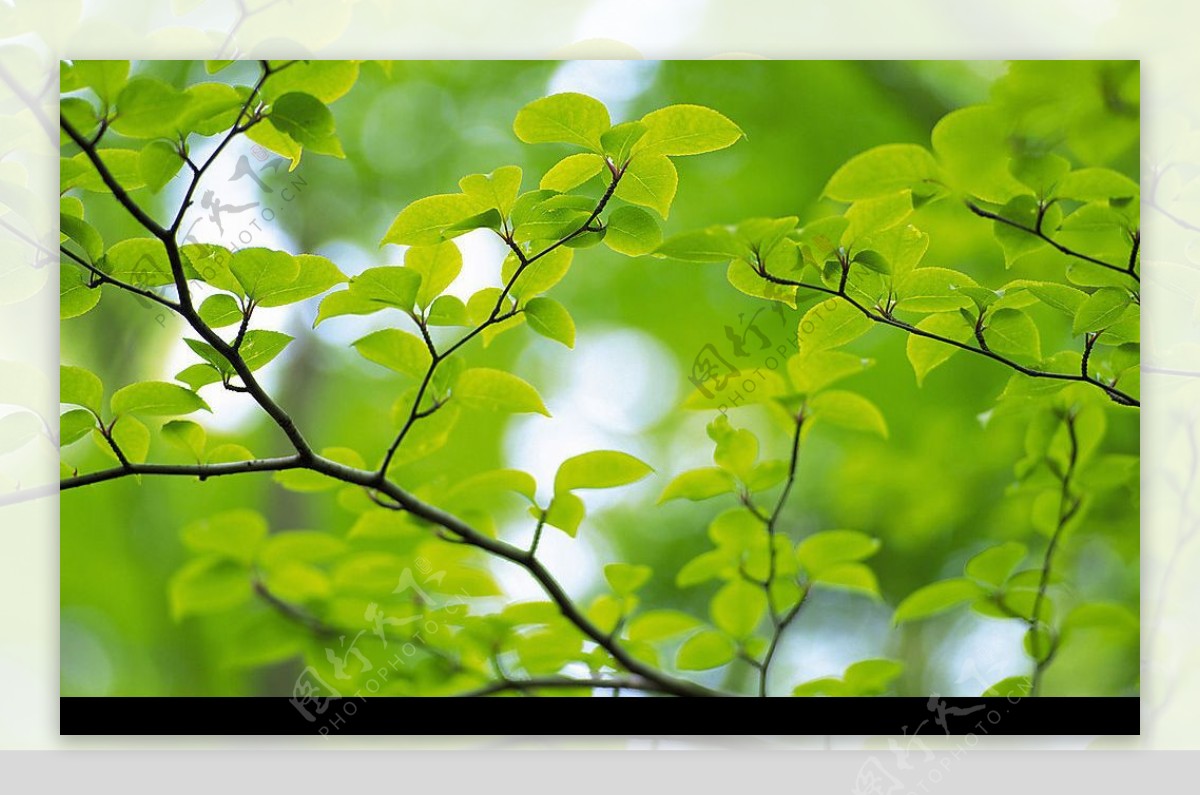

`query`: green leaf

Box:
[177,82,247,136]
[262,60,359,104]
[540,153,606,192]
[982,676,1032,698]
[710,579,767,639]
[676,551,731,587]
[443,469,538,507]
[1056,168,1138,201]
[808,390,887,438]
[405,241,461,309]
[197,294,243,328]
[843,659,905,695]
[604,206,662,256]
[60,214,104,263]
[727,258,797,307]
[60,267,101,319]
[894,267,978,313]
[811,563,880,597]
[513,92,610,151]
[256,254,346,307]
[654,226,743,262]
[505,246,574,300]
[93,415,149,463]
[905,312,972,385]
[169,557,252,620]
[843,190,913,243]
[239,330,294,372]
[229,248,299,302]
[604,562,652,595]
[69,60,129,105]
[269,92,343,156]
[181,509,268,566]
[554,450,653,493]
[161,419,206,461]
[63,149,145,192]
[382,193,479,247]
[1025,282,1089,316]
[894,578,985,624]
[459,166,522,217]
[601,121,648,164]
[103,238,174,287]
[931,105,1026,203]
[426,295,469,326]
[626,610,702,643]
[614,154,678,218]
[635,104,744,157]
[61,365,103,415]
[708,415,758,479]
[349,266,422,312]
[110,76,190,139]
[110,381,209,417]
[524,296,576,348]
[60,409,96,446]
[796,530,880,576]
[798,299,872,353]
[138,140,183,193]
[245,120,302,168]
[455,368,550,416]
[787,350,873,394]
[351,329,431,379]
[657,467,737,503]
[825,144,939,202]
[675,629,736,671]
[60,97,99,142]
[543,491,586,536]
[965,542,1027,588]
[984,308,1041,359]
[260,531,347,568]
[1073,287,1131,335]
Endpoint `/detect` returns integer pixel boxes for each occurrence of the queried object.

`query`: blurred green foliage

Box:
[60,60,1138,700]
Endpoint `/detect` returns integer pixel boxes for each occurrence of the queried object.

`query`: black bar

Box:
[61,696,1138,736]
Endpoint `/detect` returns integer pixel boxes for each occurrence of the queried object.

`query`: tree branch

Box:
[964,200,1140,284]
[756,270,1139,407]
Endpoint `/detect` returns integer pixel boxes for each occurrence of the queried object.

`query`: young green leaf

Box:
[543,491,586,536]
[1073,287,1131,335]
[138,140,183,193]
[825,144,939,202]
[626,610,702,643]
[524,296,576,348]
[351,329,432,379]
[110,381,209,417]
[654,226,743,263]
[796,530,881,576]
[269,92,343,157]
[798,300,872,354]
[61,365,103,415]
[614,154,678,219]
[406,241,462,309]
[808,390,888,438]
[255,254,346,307]
[349,266,422,312]
[60,409,97,446]
[459,166,522,217]
[657,467,737,503]
[604,562,652,595]
[169,557,253,620]
[675,629,736,671]
[894,578,985,624]
[540,153,606,192]
[604,206,662,256]
[905,312,972,385]
[181,509,268,566]
[229,248,300,302]
[110,77,191,139]
[554,450,653,493]
[983,308,1041,359]
[197,294,243,328]
[513,92,610,151]
[635,104,744,157]
[710,579,767,639]
[601,121,648,164]
[964,542,1027,588]
[455,368,550,416]
[382,193,479,247]
[161,419,206,462]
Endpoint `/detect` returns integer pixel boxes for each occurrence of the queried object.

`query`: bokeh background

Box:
[58,60,1138,699]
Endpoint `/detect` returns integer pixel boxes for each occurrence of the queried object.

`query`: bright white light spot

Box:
[548,60,659,121]
[444,230,505,302]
